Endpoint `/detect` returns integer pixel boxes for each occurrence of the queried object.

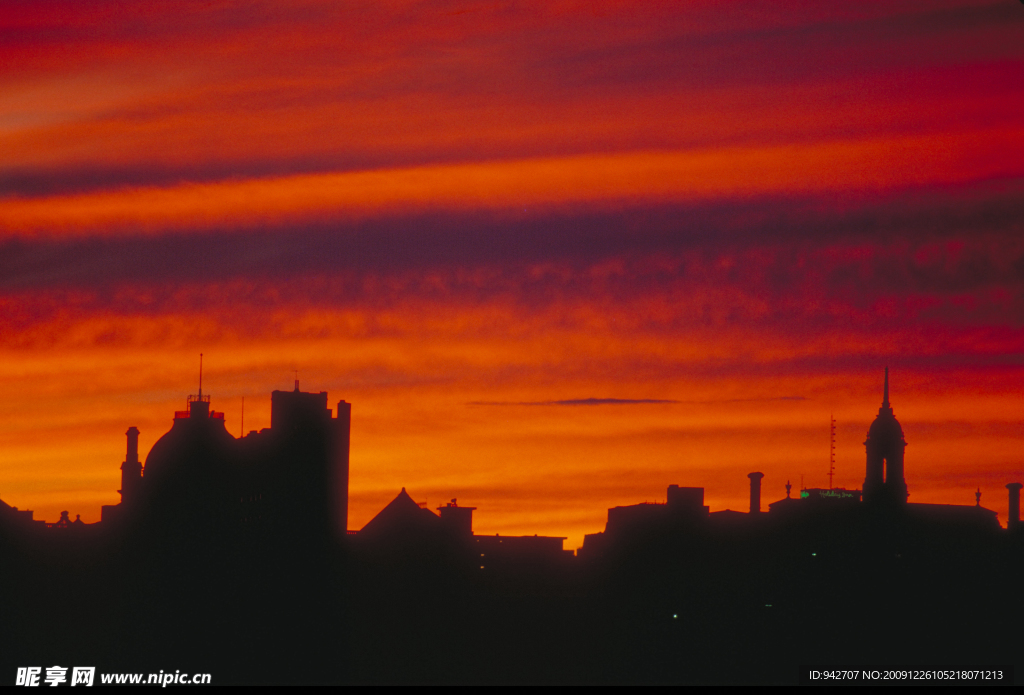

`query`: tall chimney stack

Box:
[1007,482,1022,531]
[748,472,764,514]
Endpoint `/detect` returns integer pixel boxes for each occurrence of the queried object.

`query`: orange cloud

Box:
[3,128,1020,238]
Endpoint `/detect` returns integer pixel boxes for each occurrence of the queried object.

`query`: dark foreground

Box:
[2,508,1021,685]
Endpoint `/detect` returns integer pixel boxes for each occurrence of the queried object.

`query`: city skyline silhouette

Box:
[4,366,1021,542]
[2,368,1021,684]
[3,363,1022,549]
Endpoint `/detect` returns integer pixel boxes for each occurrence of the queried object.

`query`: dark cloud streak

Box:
[469,396,807,406]
[469,398,680,406]
[2,181,1022,291]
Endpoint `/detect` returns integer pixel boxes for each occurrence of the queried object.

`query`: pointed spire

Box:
[882,366,889,408]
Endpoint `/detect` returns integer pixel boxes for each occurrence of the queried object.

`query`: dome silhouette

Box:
[867,405,905,443]
[141,398,238,537]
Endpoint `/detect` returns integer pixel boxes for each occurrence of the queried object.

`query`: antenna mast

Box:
[198,353,203,398]
[829,413,836,489]
[241,396,244,437]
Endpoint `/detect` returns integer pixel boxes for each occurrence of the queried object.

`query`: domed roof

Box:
[143,407,235,486]
[868,407,904,441]
[866,368,905,444]
[140,399,238,534]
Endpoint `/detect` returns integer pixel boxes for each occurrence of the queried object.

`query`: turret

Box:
[863,368,908,506]
[119,426,143,505]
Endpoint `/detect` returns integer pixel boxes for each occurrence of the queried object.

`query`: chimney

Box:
[125,426,139,465]
[1007,483,1022,531]
[748,472,764,514]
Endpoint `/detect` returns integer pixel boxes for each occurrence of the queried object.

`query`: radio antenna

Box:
[829,413,836,490]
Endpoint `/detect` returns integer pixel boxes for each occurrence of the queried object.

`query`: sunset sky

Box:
[2,0,1023,549]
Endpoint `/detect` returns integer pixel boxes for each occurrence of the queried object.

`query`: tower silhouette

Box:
[863,368,908,505]
[119,426,143,505]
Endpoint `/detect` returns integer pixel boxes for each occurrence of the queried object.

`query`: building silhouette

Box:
[581,370,1008,561]
[769,371,999,530]
[355,489,570,578]
[95,380,350,549]
[1,368,1022,684]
